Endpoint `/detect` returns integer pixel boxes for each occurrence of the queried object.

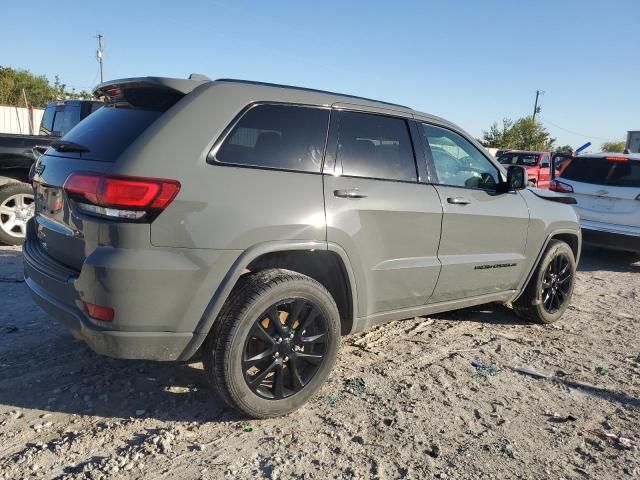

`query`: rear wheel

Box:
[0,182,34,246]
[204,269,340,418]
[513,240,576,324]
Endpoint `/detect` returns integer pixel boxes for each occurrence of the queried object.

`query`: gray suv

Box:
[23,75,581,418]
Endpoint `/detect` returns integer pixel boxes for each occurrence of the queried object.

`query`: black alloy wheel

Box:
[242,298,328,400]
[541,253,572,314]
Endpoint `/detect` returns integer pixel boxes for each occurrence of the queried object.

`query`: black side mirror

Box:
[499,165,527,192]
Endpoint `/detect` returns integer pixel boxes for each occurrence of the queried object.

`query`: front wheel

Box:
[0,182,34,246]
[204,269,340,418]
[513,240,576,324]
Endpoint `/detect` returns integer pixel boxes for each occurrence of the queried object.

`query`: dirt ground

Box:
[0,244,638,480]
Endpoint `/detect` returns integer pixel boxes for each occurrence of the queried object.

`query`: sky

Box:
[2,0,638,148]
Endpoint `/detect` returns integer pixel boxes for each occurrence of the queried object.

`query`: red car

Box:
[497,150,558,189]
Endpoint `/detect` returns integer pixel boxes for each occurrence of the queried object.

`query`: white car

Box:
[551,152,639,253]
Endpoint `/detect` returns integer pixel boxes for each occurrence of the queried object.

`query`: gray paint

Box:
[24,77,581,361]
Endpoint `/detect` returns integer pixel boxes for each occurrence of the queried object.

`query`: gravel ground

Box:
[0,244,638,480]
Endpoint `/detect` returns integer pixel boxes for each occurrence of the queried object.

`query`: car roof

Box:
[92,75,476,143]
[93,75,456,123]
[215,78,412,110]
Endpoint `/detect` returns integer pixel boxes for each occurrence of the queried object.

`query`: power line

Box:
[538,116,611,142]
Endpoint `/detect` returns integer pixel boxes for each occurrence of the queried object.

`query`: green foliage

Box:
[482,117,556,151]
[482,118,514,148]
[600,140,626,153]
[555,145,574,154]
[0,66,91,108]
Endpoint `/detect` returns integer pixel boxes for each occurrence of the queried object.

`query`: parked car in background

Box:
[0,99,102,245]
[24,75,581,418]
[497,150,557,188]
[550,153,640,253]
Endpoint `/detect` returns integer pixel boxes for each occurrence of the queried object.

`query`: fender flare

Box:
[177,240,359,360]
[510,228,581,303]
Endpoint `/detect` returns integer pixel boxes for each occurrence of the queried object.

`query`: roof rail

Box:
[214,78,411,110]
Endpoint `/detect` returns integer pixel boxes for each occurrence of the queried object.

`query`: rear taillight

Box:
[64,173,180,221]
[84,302,114,322]
[549,180,574,193]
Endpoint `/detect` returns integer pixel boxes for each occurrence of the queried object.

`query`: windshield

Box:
[561,157,640,187]
[497,153,538,166]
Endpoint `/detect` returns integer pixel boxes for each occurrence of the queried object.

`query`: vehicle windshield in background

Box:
[561,157,640,187]
[498,152,538,166]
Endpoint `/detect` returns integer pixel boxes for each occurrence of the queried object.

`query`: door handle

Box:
[447,197,471,205]
[334,189,367,199]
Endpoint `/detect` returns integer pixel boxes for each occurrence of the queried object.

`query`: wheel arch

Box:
[0,168,30,185]
[179,240,359,361]
[511,228,581,303]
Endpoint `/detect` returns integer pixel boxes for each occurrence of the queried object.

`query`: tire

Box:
[513,240,576,324]
[204,268,341,418]
[0,182,34,246]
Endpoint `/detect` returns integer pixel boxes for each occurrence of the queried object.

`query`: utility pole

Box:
[96,33,104,83]
[532,89,544,121]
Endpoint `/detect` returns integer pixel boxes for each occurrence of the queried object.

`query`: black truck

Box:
[0,99,102,245]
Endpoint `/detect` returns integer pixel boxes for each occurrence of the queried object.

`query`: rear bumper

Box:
[22,221,216,361]
[581,227,640,253]
[24,273,198,360]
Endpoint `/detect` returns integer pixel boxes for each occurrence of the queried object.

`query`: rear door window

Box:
[562,157,640,187]
[215,104,329,173]
[335,111,417,182]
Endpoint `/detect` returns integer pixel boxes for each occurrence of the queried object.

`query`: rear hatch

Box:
[30,80,190,270]
[558,155,640,229]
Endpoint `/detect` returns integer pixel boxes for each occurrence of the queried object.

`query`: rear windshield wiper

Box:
[50,140,91,153]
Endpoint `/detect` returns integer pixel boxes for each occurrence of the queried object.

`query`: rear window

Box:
[498,153,538,166]
[561,157,640,187]
[51,105,81,136]
[215,104,329,173]
[50,107,163,162]
[46,86,184,162]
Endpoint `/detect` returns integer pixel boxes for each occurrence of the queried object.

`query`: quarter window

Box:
[336,111,417,182]
[422,124,499,190]
[215,104,329,173]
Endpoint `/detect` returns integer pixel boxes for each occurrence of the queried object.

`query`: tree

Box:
[601,140,626,153]
[0,67,55,107]
[555,145,573,154]
[481,118,515,148]
[0,66,91,108]
[482,116,555,151]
